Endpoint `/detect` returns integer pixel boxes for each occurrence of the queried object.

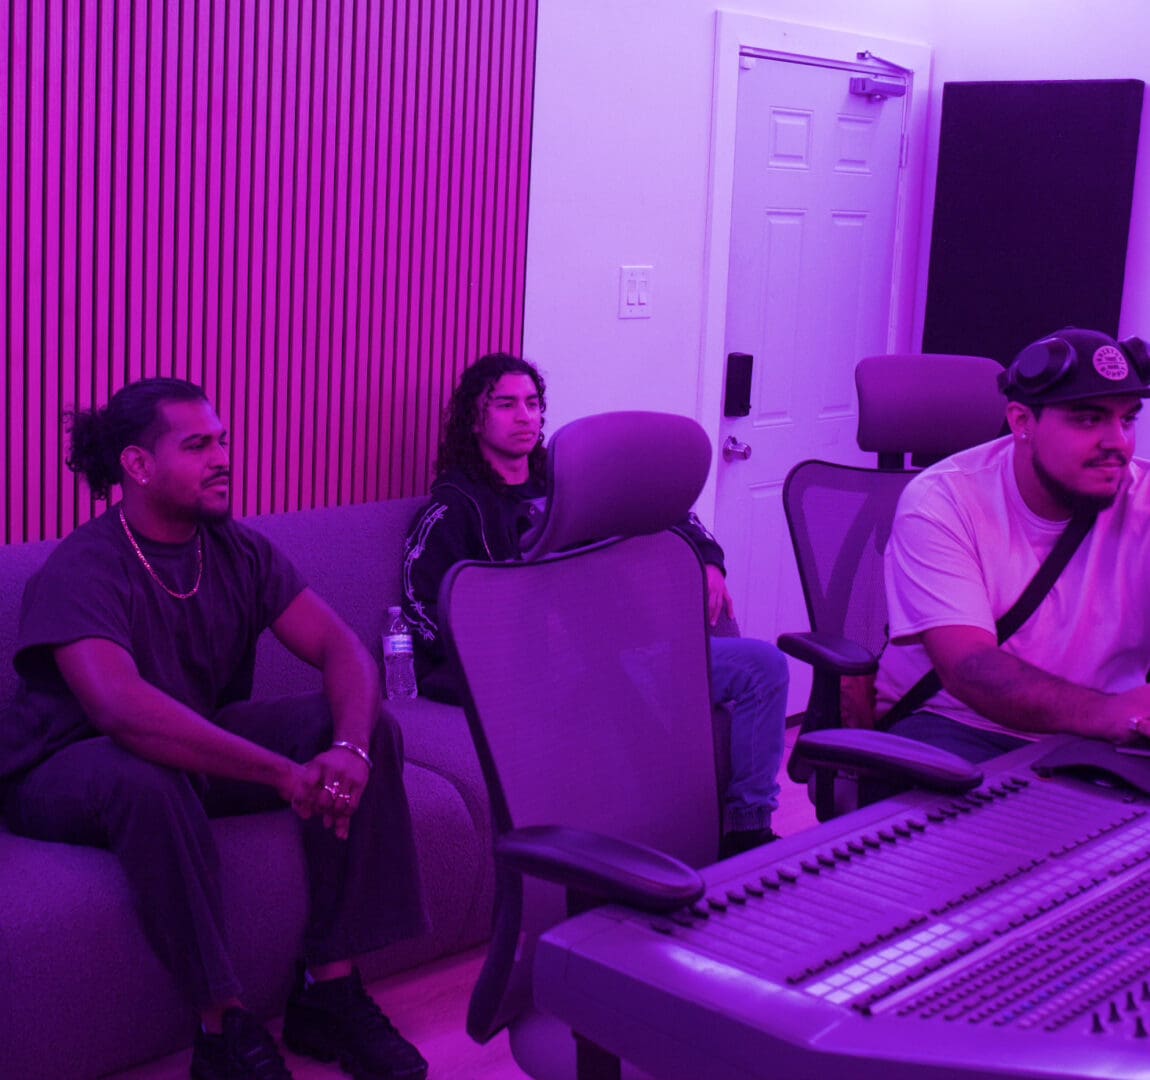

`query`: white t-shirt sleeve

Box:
[884,476,997,643]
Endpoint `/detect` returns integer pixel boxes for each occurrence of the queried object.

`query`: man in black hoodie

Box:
[402,353,788,857]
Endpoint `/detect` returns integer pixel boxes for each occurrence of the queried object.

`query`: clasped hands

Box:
[279,747,371,840]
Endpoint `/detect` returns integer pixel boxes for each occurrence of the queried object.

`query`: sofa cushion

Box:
[0,538,57,718]
[0,811,303,1079]
[245,498,425,700]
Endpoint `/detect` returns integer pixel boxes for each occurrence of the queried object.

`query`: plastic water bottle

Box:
[383,606,418,700]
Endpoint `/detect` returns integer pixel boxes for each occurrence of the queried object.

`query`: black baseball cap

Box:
[998,328,1150,406]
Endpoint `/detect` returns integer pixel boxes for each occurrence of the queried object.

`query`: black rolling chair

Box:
[780,353,1005,819]
[442,412,721,1080]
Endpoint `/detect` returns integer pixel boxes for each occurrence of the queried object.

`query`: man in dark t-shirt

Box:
[1,378,429,1080]
[402,354,788,859]
[4,509,305,778]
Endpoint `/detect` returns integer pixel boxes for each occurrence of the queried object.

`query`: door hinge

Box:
[900,132,909,168]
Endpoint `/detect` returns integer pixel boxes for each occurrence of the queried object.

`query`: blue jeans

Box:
[710,636,788,833]
[888,710,1029,764]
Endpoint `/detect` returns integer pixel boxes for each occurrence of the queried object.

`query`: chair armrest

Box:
[493,825,705,913]
[777,631,878,676]
[795,729,983,793]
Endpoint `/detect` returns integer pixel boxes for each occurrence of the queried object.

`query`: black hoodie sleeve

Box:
[401,487,486,668]
[673,512,727,575]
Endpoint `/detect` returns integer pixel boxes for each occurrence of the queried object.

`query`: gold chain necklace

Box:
[118,506,203,600]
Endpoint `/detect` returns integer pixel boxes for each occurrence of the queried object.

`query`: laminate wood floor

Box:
[110,946,523,1080]
[113,726,819,1079]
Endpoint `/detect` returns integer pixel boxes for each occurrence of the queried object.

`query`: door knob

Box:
[722,436,752,462]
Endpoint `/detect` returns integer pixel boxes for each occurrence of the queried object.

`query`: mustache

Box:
[1085,453,1129,467]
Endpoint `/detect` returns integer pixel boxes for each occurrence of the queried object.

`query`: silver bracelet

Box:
[331,740,374,771]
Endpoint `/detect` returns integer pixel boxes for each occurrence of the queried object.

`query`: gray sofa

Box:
[0,498,495,1079]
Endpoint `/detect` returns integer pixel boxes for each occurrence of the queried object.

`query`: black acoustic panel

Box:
[923,80,1143,366]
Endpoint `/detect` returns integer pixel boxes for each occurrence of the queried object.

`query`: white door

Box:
[713,53,908,713]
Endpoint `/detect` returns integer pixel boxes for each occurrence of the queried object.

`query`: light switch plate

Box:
[618,265,653,319]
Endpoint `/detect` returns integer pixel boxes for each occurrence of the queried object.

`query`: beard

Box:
[1031,452,1123,515]
[195,471,233,523]
[197,502,233,524]
[165,490,231,526]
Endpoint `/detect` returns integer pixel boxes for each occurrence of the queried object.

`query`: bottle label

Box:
[383,633,414,659]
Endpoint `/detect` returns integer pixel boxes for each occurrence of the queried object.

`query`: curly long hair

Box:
[65,377,207,499]
[436,353,547,487]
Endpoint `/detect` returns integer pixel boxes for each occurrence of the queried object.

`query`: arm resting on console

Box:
[922,625,1150,743]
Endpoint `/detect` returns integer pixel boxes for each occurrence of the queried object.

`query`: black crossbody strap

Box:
[877,509,1097,731]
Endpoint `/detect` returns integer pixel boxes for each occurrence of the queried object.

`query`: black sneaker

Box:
[282,968,428,1079]
[191,1008,292,1079]
[719,826,780,859]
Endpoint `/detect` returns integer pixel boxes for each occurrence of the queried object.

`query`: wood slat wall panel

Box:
[2,0,535,543]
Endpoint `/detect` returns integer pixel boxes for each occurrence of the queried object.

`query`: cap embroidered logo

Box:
[1093,345,1129,381]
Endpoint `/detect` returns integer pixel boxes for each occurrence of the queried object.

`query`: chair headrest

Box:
[855,353,1006,457]
[521,411,711,560]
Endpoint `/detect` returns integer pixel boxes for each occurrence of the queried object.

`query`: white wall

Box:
[524,0,1150,500]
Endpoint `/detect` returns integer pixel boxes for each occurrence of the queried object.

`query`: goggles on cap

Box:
[998,329,1150,404]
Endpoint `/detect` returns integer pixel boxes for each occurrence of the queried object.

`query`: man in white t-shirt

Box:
[875,327,1150,761]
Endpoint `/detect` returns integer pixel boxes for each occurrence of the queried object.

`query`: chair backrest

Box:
[783,461,913,655]
[855,353,1006,468]
[446,535,718,857]
[445,531,718,1049]
[521,410,711,560]
[441,412,718,1065]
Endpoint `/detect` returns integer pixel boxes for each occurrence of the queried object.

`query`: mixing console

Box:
[535,738,1150,1078]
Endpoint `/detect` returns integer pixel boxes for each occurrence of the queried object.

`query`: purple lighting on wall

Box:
[0,0,537,544]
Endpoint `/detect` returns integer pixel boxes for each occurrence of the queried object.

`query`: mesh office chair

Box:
[781,354,1005,819]
[442,412,721,1080]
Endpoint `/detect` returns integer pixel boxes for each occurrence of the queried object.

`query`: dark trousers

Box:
[3,694,428,1009]
[887,710,1030,763]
